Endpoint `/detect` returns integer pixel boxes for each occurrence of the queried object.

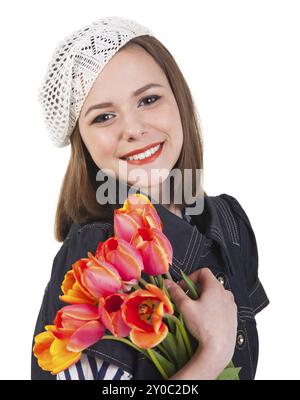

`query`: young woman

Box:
[32,16,269,380]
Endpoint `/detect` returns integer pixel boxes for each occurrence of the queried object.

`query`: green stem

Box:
[101,335,150,359]
[149,276,156,285]
[165,271,174,282]
[132,284,142,290]
[163,314,193,358]
[146,348,168,379]
[157,343,173,362]
[139,277,149,287]
[157,274,164,288]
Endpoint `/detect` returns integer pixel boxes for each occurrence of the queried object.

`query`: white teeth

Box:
[125,143,161,161]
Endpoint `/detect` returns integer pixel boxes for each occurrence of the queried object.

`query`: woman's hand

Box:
[165,267,238,377]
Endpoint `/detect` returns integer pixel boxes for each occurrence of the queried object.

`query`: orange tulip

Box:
[98,293,131,337]
[121,284,174,349]
[113,193,162,243]
[60,269,97,305]
[33,326,81,374]
[131,227,173,275]
[60,256,122,304]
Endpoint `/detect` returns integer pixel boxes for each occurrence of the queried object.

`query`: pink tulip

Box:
[131,227,173,275]
[81,253,123,298]
[54,304,105,352]
[96,237,144,283]
[113,193,162,243]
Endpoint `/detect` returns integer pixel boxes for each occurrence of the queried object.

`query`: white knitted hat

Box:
[38,16,155,147]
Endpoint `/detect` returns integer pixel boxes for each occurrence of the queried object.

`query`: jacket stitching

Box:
[187,232,203,275]
[172,226,197,265]
[215,197,240,245]
[249,280,261,297]
[83,348,132,371]
[215,198,237,242]
[171,230,201,279]
[253,299,269,314]
[242,320,254,379]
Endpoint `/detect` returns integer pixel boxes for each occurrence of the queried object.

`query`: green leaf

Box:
[160,332,179,367]
[216,366,241,380]
[180,270,200,299]
[161,281,177,335]
[161,278,170,299]
[166,318,177,335]
[147,348,176,378]
[226,360,235,369]
[175,323,189,369]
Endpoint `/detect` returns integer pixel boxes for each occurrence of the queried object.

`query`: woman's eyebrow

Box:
[84,83,164,117]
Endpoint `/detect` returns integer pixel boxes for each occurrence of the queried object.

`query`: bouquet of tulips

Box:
[33,193,241,380]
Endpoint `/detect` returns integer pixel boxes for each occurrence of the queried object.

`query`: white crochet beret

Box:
[38,16,155,147]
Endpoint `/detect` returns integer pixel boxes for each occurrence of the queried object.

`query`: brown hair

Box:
[54,35,205,242]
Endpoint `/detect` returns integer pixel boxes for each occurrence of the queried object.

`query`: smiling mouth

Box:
[119,141,165,164]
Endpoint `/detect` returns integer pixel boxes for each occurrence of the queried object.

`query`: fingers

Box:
[177,267,222,291]
[165,279,191,311]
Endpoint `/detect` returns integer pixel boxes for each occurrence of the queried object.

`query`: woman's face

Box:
[78,43,183,196]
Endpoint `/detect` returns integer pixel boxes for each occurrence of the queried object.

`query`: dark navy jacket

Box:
[31,193,270,380]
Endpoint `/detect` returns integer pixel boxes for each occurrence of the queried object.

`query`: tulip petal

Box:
[87,252,121,278]
[98,294,131,337]
[121,293,159,333]
[82,266,122,298]
[110,311,131,337]
[67,320,105,352]
[58,304,100,320]
[72,259,98,300]
[152,302,164,334]
[51,350,81,375]
[130,322,169,349]
[142,204,163,230]
[33,331,54,359]
[34,331,82,374]
[114,212,141,242]
[50,339,81,374]
[60,271,97,304]
[145,284,174,314]
[137,243,167,276]
[104,239,143,281]
[151,228,173,264]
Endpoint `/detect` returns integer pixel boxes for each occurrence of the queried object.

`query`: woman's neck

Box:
[138,184,183,219]
[165,202,183,219]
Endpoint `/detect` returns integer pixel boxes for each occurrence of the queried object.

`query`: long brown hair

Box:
[54,35,205,242]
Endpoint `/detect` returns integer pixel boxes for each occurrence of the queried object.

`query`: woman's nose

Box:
[120,114,147,141]
[123,128,147,141]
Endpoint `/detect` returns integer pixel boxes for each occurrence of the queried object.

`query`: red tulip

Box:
[121,284,174,349]
[98,293,131,337]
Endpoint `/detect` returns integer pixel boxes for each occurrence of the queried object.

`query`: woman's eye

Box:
[139,95,161,107]
[92,95,161,124]
[92,113,114,124]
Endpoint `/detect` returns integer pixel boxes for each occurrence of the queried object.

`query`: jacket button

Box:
[236,332,245,348]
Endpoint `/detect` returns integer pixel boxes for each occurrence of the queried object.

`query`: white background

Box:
[0,0,299,380]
